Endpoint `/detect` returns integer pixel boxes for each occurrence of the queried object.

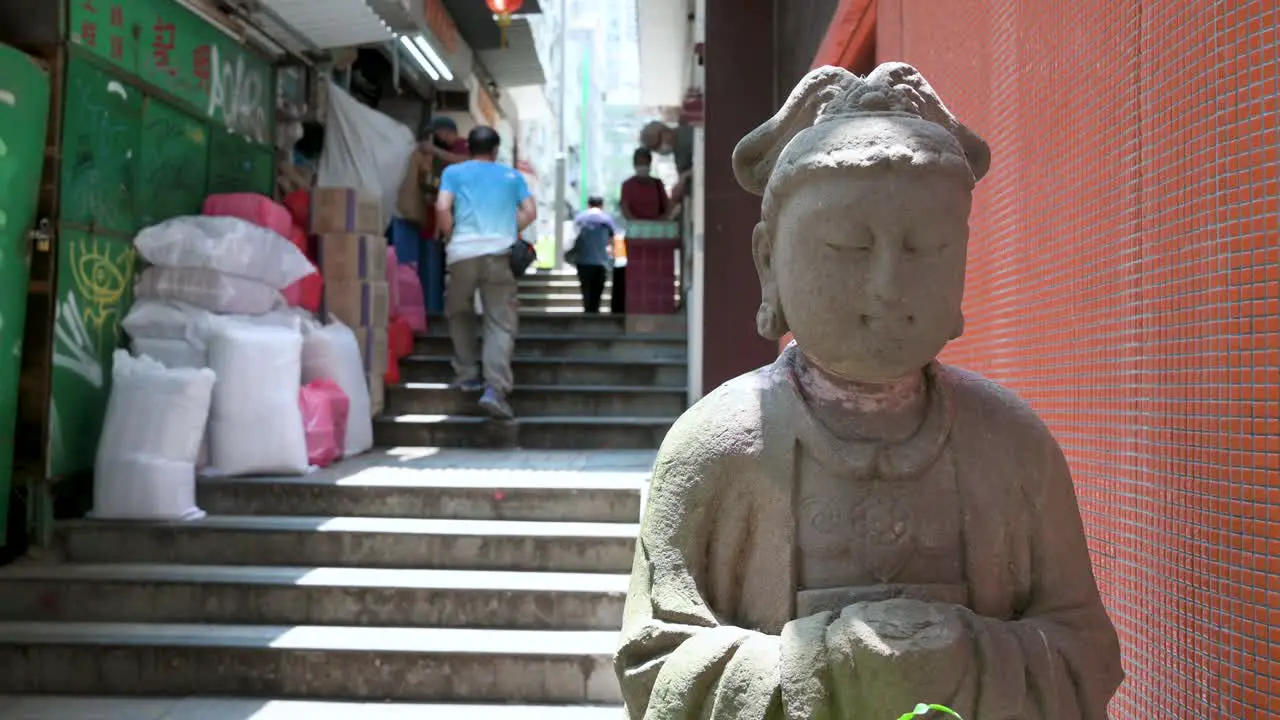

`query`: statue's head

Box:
[733,63,991,381]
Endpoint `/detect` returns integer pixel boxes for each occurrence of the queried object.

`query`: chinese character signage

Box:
[67,0,273,145]
[70,0,139,69]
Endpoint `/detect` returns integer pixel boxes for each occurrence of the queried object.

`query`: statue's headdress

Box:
[732,63,990,199]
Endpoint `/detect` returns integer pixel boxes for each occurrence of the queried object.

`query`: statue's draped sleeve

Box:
[943,375,1125,719]
[614,386,787,720]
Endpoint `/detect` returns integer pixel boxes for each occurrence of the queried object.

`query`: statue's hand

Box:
[826,599,971,717]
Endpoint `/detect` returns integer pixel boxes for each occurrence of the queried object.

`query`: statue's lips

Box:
[856,314,917,332]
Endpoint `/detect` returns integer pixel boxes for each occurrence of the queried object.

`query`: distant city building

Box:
[521,0,675,234]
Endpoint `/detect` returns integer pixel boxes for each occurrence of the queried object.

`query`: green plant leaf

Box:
[895,703,965,720]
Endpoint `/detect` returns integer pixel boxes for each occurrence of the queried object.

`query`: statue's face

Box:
[771,170,971,380]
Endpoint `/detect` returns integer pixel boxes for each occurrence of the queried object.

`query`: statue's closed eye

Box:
[827,242,873,253]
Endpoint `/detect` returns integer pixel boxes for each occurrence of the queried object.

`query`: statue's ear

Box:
[731,66,859,196]
[752,222,789,340]
[752,221,775,282]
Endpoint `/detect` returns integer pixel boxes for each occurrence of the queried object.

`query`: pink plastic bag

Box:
[282,226,322,311]
[298,379,350,468]
[283,272,323,311]
[395,263,427,333]
[202,193,294,239]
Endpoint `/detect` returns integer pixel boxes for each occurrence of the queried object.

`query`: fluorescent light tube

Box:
[413,35,454,82]
[399,35,440,81]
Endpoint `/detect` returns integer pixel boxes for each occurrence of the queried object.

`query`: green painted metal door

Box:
[137,98,209,228]
[50,57,140,478]
[207,126,274,197]
[0,45,51,544]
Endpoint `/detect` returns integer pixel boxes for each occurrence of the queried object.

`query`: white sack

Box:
[126,337,211,469]
[132,337,205,369]
[123,299,215,345]
[301,319,373,456]
[92,350,215,521]
[136,266,284,315]
[124,301,311,472]
[207,321,309,476]
[134,215,316,289]
[317,82,415,225]
[123,299,310,364]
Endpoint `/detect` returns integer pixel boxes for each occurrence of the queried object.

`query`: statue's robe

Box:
[615,346,1124,719]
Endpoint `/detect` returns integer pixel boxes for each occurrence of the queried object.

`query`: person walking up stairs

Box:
[569,196,619,315]
[435,125,536,421]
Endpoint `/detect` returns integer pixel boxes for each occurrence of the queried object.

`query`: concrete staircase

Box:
[516,275,612,311]
[375,268,686,451]
[0,268,679,718]
[0,449,651,716]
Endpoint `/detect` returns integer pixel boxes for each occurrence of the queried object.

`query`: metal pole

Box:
[552,0,568,270]
[688,0,706,403]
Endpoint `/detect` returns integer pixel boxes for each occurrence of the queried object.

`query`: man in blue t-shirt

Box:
[435,126,536,419]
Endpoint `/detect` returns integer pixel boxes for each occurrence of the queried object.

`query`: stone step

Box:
[387,383,687,419]
[413,334,687,361]
[508,306,620,315]
[0,622,621,704]
[0,696,623,720]
[374,415,674,450]
[198,469,645,522]
[522,269,579,279]
[517,277,610,290]
[58,516,638,573]
[421,312,689,337]
[518,293,608,310]
[0,564,629,630]
[401,355,687,387]
[518,278,586,290]
[425,312,626,336]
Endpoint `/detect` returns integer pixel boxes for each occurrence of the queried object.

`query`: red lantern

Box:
[485,0,524,48]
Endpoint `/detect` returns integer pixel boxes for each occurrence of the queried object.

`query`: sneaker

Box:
[450,378,484,393]
[478,386,515,420]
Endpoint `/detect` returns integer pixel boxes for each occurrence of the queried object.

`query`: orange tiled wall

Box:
[875,0,1280,715]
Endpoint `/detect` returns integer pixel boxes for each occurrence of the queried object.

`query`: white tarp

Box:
[317,82,417,225]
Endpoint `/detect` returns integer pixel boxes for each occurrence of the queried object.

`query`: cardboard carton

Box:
[310,187,383,234]
[368,372,386,417]
[324,280,390,329]
[356,326,390,375]
[316,233,387,281]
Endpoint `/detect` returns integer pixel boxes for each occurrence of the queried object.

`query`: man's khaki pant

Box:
[446,252,518,393]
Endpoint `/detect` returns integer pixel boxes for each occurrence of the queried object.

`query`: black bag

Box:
[509,239,537,277]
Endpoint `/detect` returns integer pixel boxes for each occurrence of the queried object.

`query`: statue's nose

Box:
[865,249,906,307]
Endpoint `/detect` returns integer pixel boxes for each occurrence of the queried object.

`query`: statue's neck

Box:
[792,350,928,443]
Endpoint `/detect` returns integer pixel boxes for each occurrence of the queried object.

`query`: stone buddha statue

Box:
[614,63,1124,719]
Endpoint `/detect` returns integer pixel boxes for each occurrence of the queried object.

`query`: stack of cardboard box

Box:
[310,187,390,415]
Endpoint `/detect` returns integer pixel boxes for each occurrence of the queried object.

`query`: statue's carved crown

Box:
[819,71,940,122]
[732,63,991,197]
